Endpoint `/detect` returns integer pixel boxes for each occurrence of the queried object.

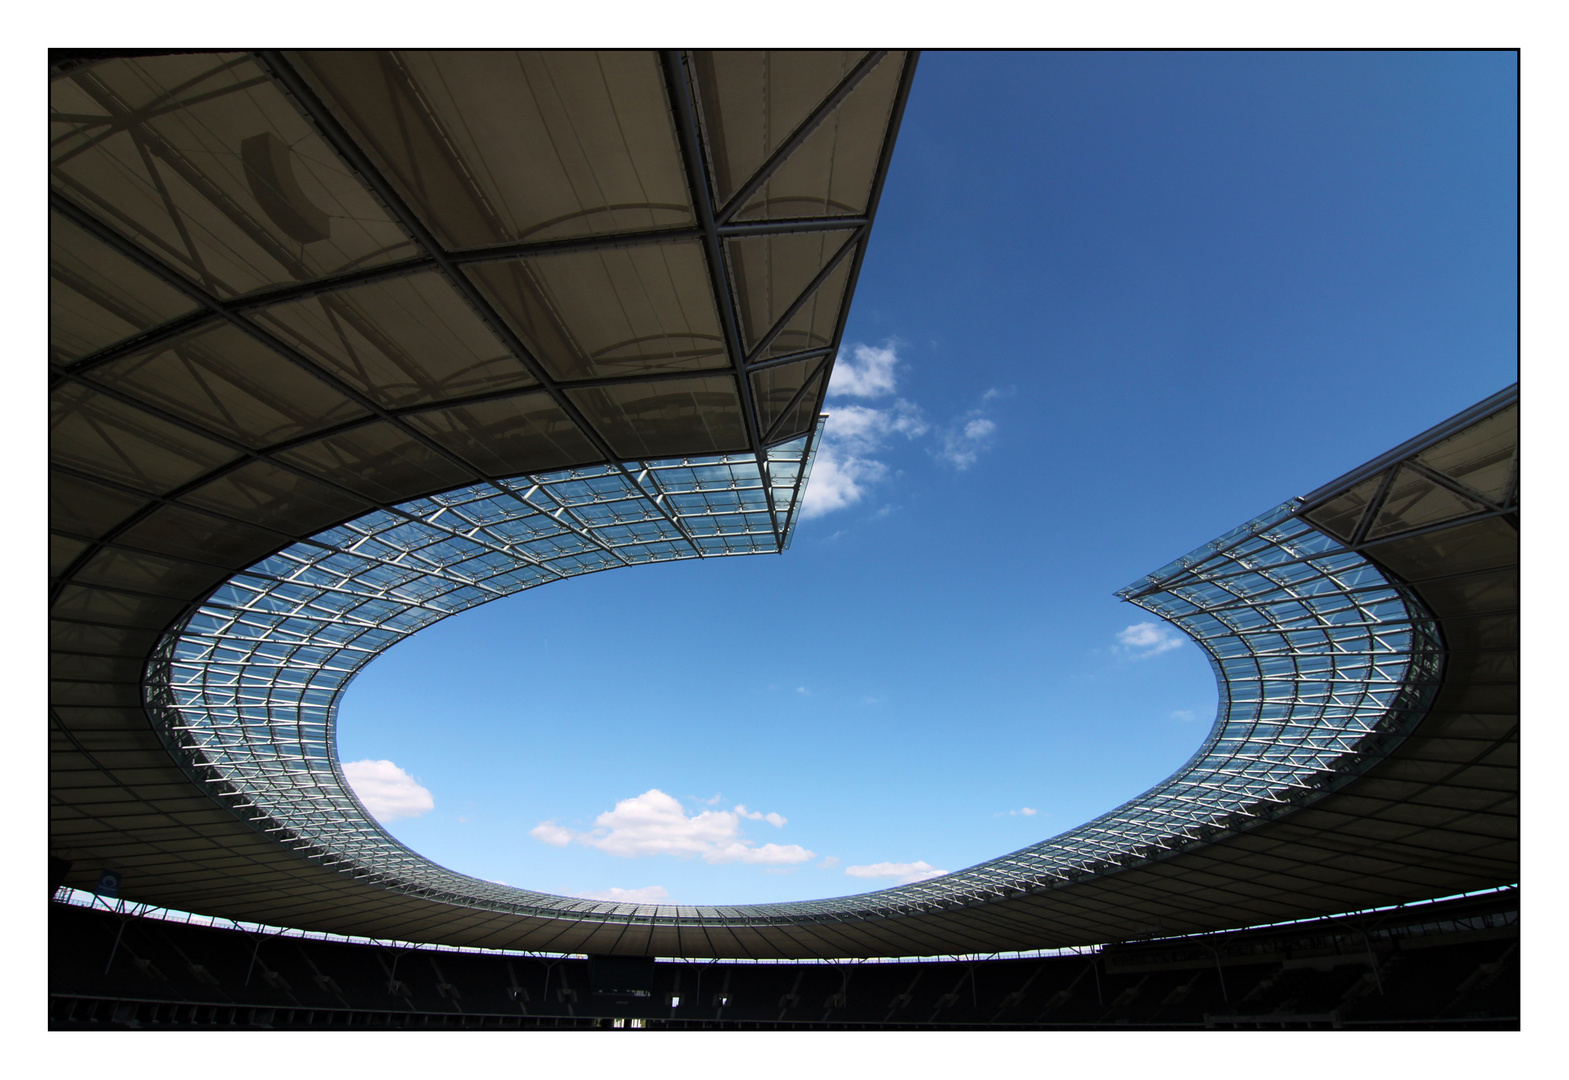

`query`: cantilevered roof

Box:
[50,51,1516,959]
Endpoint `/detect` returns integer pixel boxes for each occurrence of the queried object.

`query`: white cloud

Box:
[936,409,999,470]
[804,344,1002,514]
[342,760,434,821]
[827,400,929,453]
[732,842,817,865]
[844,860,948,885]
[800,446,879,518]
[735,805,787,827]
[1117,621,1185,657]
[570,885,670,904]
[803,343,930,519]
[529,820,575,846]
[827,342,900,398]
[1171,709,1200,722]
[531,789,813,865]
[803,399,926,519]
[583,790,731,858]
[818,856,841,869]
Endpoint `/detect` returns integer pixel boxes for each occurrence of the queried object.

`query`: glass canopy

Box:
[146,393,1513,929]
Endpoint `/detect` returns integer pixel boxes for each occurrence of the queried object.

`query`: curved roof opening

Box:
[51,50,1516,958]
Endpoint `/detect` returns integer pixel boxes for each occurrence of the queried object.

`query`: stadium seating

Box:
[49,890,1518,1030]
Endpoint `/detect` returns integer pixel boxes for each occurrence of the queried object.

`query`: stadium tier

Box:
[51,51,1516,979]
[50,888,1518,1029]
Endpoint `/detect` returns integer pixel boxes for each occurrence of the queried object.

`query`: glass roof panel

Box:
[144,412,1452,931]
[147,432,819,917]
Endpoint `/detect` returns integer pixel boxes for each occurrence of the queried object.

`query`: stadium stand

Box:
[50,888,1517,1029]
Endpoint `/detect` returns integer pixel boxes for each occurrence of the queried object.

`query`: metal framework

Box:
[139,391,1513,937]
[50,51,917,587]
[145,434,820,915]
[50,50,1516,959]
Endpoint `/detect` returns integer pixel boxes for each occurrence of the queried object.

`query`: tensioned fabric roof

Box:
[50,51,1517,959]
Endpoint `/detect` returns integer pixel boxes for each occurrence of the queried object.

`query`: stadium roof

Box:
[50,50,1517,959]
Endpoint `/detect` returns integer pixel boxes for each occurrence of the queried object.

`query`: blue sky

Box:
[337,51,1517,908]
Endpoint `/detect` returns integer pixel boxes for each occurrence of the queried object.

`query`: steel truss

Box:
[142,390,1515,931]
[51,49,919,601]
[146,431,820,912]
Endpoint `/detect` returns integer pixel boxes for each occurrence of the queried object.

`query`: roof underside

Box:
[50,51,1517,958]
